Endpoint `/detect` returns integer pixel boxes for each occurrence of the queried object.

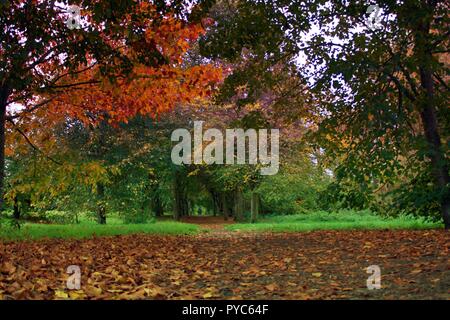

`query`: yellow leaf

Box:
[144,287,165,298]
[106,289,123,293]
[68,290,86,299]
[119,289,146,300]
[54,290,69,299]
[312,272,322,278]
[85,286,102,297]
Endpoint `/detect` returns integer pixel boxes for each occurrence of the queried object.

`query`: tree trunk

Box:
[418,67,450,229]
[173,177,180,221]
[250,192,259,223]
[0,86,8,213]
[222,193,230,220]
[173,171,188,220]
[153,194,163,217]
[13,196,20,220]
[96,183,106,224]
[213,192,221,216]
[234,189,244,222]
[414,15,450,229]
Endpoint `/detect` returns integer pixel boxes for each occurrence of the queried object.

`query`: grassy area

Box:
[0,220,199,241]
[0,210,443,241]
[226,210,443,232]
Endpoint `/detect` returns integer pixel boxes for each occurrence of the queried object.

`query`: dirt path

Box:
[1,225,448,300]
[181,216,240,238]
[181,216,234,231]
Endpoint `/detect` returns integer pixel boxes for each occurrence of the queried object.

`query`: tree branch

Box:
[7,119,62,165]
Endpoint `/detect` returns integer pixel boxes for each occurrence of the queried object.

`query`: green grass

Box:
[0,209,443,241]
[0,220,199,241]
[226,210,443,232]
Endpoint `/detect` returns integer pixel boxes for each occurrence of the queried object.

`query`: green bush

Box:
[44,210,80,224]
[121,208,155,224]
[256,167,328,215]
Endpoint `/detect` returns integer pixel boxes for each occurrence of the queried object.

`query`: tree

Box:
[1,0,221,212]
[219,0,449,227]
[290,0,449,227]
[193,0,325,221]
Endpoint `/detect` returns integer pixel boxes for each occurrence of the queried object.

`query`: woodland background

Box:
[0,0,448,231]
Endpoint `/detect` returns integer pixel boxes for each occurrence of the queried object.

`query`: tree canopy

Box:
[1,0,448,228]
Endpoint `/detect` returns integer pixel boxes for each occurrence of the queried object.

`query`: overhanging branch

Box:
[7,119,63,166]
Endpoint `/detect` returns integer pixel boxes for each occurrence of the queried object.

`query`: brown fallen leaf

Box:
[1,262,16,274]
[144,287,166,298]
[85,285,102,297]
[265,284,277,291]
[0,229,447,300]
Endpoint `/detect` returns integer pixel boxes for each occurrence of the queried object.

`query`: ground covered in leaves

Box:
[0,224,448,300]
